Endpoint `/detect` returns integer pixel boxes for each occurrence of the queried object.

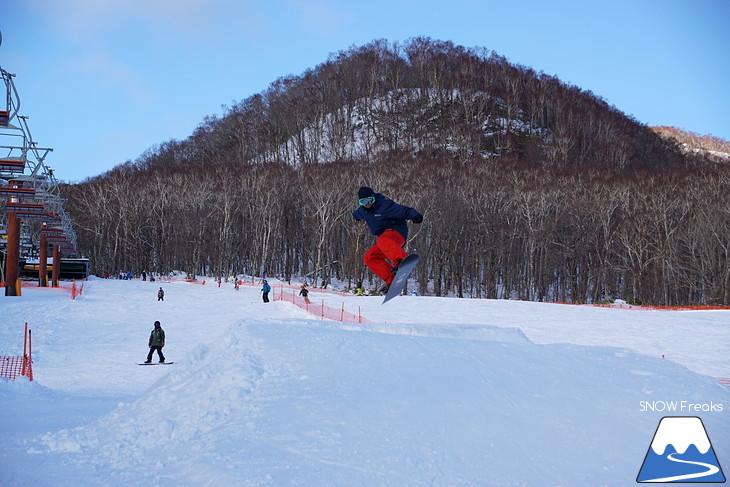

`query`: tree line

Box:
[63,153,730,305]
[652,126,730,155]
[61,38,730,305]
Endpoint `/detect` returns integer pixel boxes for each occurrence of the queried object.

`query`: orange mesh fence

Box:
[19,280,79,298]
[0,323,33,381]
[70,280,85,299]
[556,302,730,311]
[20,280,69,290]
[236,277,266,288]
[238,278,350,296]
[274,286,369,324]
[0,356,31,381]
[633,305,730,311]
[150,277,206,285]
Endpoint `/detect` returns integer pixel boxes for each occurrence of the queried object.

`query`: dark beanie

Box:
[358,186,375,199]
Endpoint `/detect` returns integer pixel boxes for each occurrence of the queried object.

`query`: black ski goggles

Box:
[358,196,375,206]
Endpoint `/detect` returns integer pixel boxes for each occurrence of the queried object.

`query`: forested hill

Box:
[120,38,689,173]
[63,38,730,306]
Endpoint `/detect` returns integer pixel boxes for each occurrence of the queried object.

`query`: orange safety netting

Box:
[18,280,81,298]
[0,323,33,381]
[273,286,368,324]
[0,356,32,381]
[556,302,730,311]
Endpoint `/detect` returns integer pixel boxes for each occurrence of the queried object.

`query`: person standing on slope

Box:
[353,186,423,293]
[299,284,311,304]
[261,279,271,303]
[145,320,166,364]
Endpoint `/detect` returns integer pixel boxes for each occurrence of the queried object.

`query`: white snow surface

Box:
[1,277,728,486]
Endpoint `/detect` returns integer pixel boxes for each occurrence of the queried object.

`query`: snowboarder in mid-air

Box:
[144,320,166,364]
[353,186,422,293]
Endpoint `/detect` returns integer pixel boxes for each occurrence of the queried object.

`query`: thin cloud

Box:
[68,50,150,102]
[27,0,239,42]
[288,0,352,38]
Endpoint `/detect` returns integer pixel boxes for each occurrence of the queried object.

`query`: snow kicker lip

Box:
[350,322,533,345]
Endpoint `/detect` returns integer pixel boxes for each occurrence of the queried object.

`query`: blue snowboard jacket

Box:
[352,193,422,240]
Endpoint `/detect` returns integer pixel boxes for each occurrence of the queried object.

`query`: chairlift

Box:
[0,185,35,198]
[0,157,25,173]
[4,201,43,213]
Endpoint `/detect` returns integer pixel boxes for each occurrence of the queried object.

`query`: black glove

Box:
[412,214,423,224]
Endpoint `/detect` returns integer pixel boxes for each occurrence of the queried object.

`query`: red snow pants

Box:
[363,229,408,285]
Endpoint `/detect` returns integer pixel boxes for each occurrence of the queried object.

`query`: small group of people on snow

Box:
[258,185,422,301]
[141,186,421,363]
[257,185,422,300]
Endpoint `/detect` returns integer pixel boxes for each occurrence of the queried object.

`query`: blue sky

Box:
[2,0,729,182]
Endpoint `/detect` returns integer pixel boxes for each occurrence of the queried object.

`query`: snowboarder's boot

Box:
[390,258,403,276]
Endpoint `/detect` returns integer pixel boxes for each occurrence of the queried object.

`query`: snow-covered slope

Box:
[1,278,728,486]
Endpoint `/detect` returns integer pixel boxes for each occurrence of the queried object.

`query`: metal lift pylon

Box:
[1,31,78,295]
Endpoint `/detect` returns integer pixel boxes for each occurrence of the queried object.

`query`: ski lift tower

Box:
[1,31,78,295]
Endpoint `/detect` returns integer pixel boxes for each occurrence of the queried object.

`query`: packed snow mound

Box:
[44,322,266,456]
[41,315,728,486]
[344,321,532,344]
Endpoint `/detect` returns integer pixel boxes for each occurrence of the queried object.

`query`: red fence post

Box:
[21,322,28,376]
[26,329,33,381]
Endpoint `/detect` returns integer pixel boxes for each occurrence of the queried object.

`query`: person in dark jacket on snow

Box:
[261,279,271,303]
[145,321,166,363]
[299,284,311,304]
[353,186,423,293]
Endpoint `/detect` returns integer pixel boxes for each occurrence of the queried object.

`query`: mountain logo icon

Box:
[637,416,726,483]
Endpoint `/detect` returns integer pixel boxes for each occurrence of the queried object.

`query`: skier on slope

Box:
[299,284,311,304]
[352,186,423,293]
[261,279,271,303]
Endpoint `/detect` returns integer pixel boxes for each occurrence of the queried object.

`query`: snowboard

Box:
[383,254,419,304]
[138,362,174,365]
